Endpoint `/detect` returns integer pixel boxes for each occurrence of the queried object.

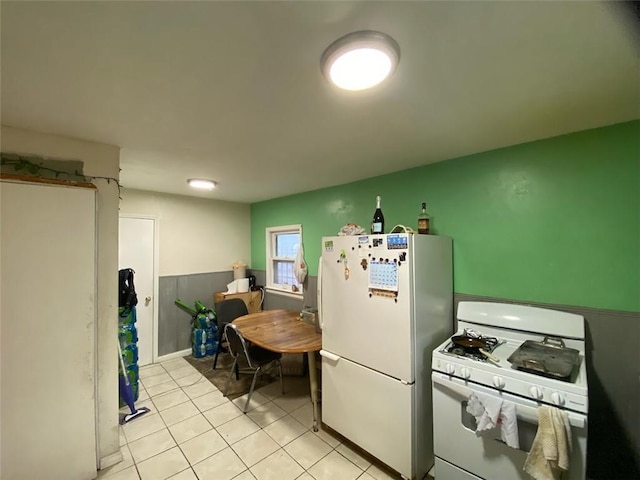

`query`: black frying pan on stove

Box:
[451,335,501,364]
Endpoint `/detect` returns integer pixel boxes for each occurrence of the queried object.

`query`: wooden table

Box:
[232,309,322,431]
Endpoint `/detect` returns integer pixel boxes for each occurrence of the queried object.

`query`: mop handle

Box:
[117,340,131,386]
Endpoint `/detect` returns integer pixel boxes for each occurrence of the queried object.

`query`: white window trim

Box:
[266,224,304,297]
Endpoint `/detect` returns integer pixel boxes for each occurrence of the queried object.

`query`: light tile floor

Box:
[98,357,400,480]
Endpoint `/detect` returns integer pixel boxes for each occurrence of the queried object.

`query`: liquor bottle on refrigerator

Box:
[418,202,430,234]
[371,196,385,234]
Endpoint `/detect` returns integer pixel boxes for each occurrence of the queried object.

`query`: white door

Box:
[1,181,97,479]
[119,216,156,366]
[320,235,414,381]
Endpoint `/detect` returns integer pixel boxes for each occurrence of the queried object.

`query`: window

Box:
[266,224,303,295]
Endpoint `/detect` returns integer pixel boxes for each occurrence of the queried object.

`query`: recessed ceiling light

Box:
[321,30,400,91]
[187,178,216,190]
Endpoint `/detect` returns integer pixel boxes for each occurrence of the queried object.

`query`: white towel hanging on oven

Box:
[523,406,572,480]
[467,392,502,431]
[467,392,520,449]
[499,401,520,449]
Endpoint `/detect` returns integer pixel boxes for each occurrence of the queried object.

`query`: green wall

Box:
[251,121,639,312]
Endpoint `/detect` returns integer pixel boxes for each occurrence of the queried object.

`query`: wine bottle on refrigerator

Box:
[371,196,385,234]
[418,202,430,234]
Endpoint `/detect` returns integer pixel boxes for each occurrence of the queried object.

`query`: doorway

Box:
[119,215,158,366]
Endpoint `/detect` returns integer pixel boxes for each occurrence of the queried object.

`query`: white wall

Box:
[0,125,121,468]
[119,189,251,276]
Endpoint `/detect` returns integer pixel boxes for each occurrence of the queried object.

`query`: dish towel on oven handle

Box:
[523,405,572,480]
[466,392,520,449]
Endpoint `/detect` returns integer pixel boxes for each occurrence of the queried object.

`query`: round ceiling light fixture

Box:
[187,178,217,190]
[321,30,400,91]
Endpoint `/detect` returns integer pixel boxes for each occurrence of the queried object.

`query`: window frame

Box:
[265,224,304,296]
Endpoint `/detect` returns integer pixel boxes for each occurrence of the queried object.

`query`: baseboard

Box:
[99,449,123,470]
[156,348,191,363]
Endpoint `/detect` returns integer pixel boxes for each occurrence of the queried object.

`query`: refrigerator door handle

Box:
[320,350,340,362]
[317,258,323,330]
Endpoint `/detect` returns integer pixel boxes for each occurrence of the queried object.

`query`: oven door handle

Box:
[515,402,586,429]
[432,374,586,429]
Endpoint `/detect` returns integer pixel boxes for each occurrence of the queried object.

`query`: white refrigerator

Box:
[318,233,452,480]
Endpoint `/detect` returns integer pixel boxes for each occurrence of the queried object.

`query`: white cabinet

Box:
[1,180,97,480]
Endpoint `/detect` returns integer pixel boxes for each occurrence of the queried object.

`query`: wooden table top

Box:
[232,309,322,354]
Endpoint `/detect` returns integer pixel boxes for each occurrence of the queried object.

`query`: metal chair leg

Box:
[223,358,238,397]
[277,360,284,395]
[213,329,224,369]
[244,366,262,413]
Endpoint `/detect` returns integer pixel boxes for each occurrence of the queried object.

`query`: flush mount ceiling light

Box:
[187,178,217,190]
[321,30,400,91]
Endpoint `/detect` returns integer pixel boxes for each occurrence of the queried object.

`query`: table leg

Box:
[307,351,319,432]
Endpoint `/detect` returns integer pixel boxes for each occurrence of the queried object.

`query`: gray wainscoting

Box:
[158,271,234,356]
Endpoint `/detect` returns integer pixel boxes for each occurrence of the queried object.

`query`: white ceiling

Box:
[1,1,638,203]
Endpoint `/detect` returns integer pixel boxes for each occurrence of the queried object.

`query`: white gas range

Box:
[431,301,588,479]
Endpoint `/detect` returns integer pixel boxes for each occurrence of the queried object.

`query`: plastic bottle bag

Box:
[192,343,207,358]
[205,325,219,355]
[294,243,307,284]
[119,323,138,346]
[192,328,208,346]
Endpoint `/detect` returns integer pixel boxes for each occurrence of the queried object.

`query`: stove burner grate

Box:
[442,329,502,362]
[445,345,495,362]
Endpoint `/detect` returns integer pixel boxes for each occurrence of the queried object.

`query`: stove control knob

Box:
[445,363,456,375]
[460,367,471,379]
[551,392,565,406]
[529,386,543,400]
[492,376,505,389]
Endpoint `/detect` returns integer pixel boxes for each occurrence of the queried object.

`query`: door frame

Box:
[119,213,160,364]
